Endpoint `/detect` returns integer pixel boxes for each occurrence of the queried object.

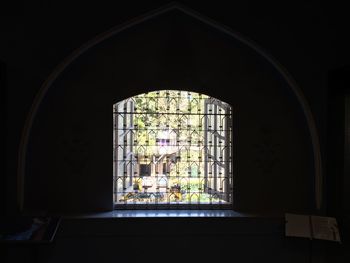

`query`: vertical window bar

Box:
[213,104,218,193]
[204,99,209,194]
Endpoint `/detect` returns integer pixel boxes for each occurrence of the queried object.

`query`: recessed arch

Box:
[18,3,322,212]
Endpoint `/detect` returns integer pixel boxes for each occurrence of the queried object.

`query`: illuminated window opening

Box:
[113,90,233,209]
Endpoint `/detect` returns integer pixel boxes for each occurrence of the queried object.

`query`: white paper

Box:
[311,215,341,242]
[285,213,341,243]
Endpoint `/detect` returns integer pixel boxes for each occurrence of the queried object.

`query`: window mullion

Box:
[213,104,218,193]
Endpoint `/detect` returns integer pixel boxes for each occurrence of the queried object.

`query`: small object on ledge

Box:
[285,213,341,243]
[0,216,61,244]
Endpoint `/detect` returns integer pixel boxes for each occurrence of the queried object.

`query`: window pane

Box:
[113,90,233,207]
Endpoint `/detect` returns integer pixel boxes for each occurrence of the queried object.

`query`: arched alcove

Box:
[19,4,322,213]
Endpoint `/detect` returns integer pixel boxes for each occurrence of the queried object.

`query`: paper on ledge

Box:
[285,213,341,243]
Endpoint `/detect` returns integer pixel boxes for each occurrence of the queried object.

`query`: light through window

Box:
[113,90,233,208]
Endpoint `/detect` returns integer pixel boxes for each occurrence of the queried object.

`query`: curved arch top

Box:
[18,3,322,212]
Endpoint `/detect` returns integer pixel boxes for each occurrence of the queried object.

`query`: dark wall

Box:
[2,1,334,215]
[1,61,6,216]
[21,9,314,213]
[327,67,350,219]
[2,2,350,263]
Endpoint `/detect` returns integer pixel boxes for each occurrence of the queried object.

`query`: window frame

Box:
[113,90,234,210]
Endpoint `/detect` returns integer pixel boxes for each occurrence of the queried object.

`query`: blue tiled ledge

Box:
[63,210,271,218]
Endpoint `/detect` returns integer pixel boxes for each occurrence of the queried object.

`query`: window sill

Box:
[62,210,283,219]
[49,211,285,237]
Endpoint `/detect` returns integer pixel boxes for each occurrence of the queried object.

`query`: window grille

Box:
[113,90,233,209]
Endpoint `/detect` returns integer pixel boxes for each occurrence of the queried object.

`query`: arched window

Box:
[113,90,233,209]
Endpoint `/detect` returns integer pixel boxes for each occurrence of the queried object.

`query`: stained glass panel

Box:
[113,90,232,208]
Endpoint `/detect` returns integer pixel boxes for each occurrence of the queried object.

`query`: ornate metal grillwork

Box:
[113,90,232,208]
